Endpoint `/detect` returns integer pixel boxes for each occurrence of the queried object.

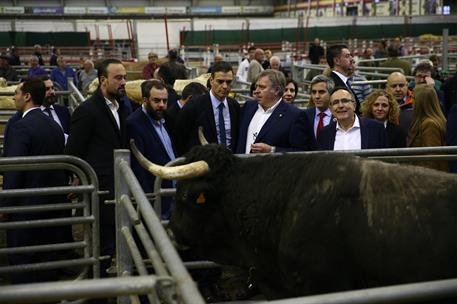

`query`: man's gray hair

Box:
[257,69,286,95]
[310,75,335,93]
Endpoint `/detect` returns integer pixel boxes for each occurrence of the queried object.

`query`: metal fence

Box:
[0,154,101,285]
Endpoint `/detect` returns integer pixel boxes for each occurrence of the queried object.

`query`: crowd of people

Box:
[1,40,457,301]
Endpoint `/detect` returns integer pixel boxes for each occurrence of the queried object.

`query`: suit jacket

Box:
[166,101,181,142]
[174,92,240,156]
[65,89,130,188]
[235,100,316,154]
[2,108,69,283]
[305,107,333,141]
[126,108,175,194]
[318,116,388,150]
[3,111,22,157]
[386,121,406,148]
[329,71,361,114]
[51,104,71,134]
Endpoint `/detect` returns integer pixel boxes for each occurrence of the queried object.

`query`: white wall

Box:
[76,20,131,40]
[13,20,75,32]
[0,21,12,31]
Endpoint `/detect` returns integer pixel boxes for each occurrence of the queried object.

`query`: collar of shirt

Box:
[22,106,39,118]
[104,97,119,111]
[257,98,282,114]
[383,120,388,128]
[316,107,332,118]
[210,91,228,110]
[336,115,360,132]
[177,99,184,109]
[40,105,54,111]
[333,70,349,84]
[141,104,165,125]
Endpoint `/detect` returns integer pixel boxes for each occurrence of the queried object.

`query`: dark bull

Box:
[131,142,457,300]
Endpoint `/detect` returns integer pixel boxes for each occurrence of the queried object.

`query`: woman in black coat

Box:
[361,90,406,148]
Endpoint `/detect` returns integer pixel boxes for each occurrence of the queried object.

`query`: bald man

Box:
[247,48,265,83]
[207,54,224,73]
[386,71,413,134]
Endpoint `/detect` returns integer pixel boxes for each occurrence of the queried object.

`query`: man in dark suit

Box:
[327,44,361,113]
[174,61,240,156]
[167,82,207,141]
[41,76,71,141]
[65,59,130,277]
[3,78,68,283]
[318,87,387,150]
[127,80,176,219]
[236,69,315,154]
[305,75,335,141]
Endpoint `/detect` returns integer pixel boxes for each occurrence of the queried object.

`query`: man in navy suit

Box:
[2,77,68,283]
[127,80,176,219]
[41,76,71,142]
[65,59,130,277]
[236,69,315,154]
[305,75,334,141]
[327,44,361,113]
[174,61,240,156]
[318,87,387,150]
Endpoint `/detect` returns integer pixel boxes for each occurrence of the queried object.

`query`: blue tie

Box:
[43,107,52,117]
[218,103,226,146]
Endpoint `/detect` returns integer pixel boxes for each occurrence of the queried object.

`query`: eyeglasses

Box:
[331,98,353,106]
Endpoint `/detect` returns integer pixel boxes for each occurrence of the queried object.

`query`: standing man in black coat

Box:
[65,59,130,277]
[3,77,68,283]
[174,61,240,156]
[308,38,325,65]
[327,44,361,113]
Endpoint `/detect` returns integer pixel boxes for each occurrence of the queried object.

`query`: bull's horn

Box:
[198,126,209,145]
[130,139,209,180]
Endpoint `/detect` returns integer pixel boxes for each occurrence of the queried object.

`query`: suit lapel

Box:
[359,117,368,149]
[140,111,170,159]
[256,101,286,142]
[202,94,218,142]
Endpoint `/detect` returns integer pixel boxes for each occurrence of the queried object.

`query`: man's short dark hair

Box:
[168,49,178,60]
[210,61,233,77]
[157,65,175,86]
[326,44,347,69]
[387,46,400,57]
[21,77,46,106]
[97,58,123,83]
[181,82,207,100]
[39,75,51,82]
[141,79,166,99]
[413,62,434,77]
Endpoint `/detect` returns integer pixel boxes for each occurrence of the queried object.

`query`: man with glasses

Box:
[174,61,240,156]
[318,87,387,150]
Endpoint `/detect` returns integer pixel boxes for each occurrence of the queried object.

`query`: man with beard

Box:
[40,76,71,142]
[327,44,361,113]
[65,59,130,277]
[127,79,176,219]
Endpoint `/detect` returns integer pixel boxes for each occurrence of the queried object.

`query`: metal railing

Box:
[114,150,205,304]
[67,78,86,113]
[0,155,101,283]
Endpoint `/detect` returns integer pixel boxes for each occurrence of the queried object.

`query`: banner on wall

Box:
[64,7,86,15]
[221,6,242,14]
[87,7,109,15]
[144,7,166,15]
[166,7,187,15]
[2,6,25,14]
[27,7,63,14]
[117,7,145,14]
[375,1,390,16]
[190,7,221,14]
[243,6,274,14]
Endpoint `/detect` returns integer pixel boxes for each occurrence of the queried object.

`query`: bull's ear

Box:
[196,192,206,204]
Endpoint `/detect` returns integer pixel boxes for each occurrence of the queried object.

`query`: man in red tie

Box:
[305,75,334,141]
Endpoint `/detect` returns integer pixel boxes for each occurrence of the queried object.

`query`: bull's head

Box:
[131,140,237,261]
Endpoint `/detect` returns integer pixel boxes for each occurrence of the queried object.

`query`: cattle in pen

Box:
[131,142,457,300]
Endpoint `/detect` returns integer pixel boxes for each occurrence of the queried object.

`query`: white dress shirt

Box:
[41,105,69,144]
[333,115,361,150]
[245,98,282,153]
[105,97,120,129]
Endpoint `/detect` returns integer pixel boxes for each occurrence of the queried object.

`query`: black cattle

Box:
[134,143,457,299]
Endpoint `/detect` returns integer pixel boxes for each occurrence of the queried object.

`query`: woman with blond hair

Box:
[361,90,406,147]
[408,84,448,171]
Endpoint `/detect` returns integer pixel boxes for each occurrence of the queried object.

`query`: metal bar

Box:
[369,155,457,162]
[0,275,166,304]
[183,261,220,270]
[0,216,94,229]
[0,202,85,214]
[264,279,457,304]
[0,185,95,198]
[117,155,205,304]
[68,79,85,104]
[121,227,159,304]
[0,241,86,255]
[120,195,140,225]
[0,258,97,274]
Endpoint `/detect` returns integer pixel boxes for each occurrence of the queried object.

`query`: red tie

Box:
[316,112,326,137]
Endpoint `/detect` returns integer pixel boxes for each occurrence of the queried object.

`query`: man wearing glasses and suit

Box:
[174,61,240,156]
[318,87,387,150]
